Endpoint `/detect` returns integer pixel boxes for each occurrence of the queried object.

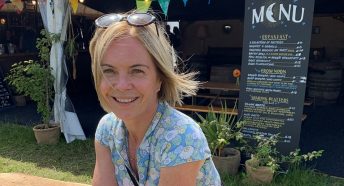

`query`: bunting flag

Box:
[0,0,5,10]
[183,0,188,7]
[136,0,152,13]
[69,0,79,14]
[11,0,24,13]
[208,0,211,4]
[158,0,170,16]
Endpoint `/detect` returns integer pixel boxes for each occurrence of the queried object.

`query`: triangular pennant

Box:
[11,0,24,13]
[69,0,78,14]
[0,0,6,10]
[183,0,188,7]
[136,0,152,13]
[158,0,170,16]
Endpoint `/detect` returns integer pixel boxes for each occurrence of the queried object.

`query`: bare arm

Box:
[158,160,204,186]
[92,140,118,186]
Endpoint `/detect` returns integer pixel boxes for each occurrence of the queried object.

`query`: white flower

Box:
[123,177,134,186]
[118,164,125,171]
[149,168,159,180]
[192,131,202,139]
[179,146,194,159]
[141,140,150,151]
[165,130,178,141]
[163,157,172,165]
[156,128,165,136]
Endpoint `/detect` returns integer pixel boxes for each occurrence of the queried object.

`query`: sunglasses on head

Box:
[95,12,159,36]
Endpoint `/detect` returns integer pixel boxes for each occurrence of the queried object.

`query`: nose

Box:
[113,74,132,91]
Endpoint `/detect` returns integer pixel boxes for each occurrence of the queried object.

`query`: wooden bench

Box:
[174,104,307,121]
[193,94,238,101]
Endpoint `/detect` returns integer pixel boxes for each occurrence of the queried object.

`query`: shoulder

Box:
[160,105,203,135]
[154,106,211,166]
[95,113,122,147]
[97,113,121,131]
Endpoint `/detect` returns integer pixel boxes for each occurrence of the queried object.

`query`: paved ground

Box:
[0,173,90,186]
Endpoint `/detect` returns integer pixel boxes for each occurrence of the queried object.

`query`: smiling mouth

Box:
[113,97,138,103]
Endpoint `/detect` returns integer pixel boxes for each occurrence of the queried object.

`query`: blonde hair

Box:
[89,11,199,112]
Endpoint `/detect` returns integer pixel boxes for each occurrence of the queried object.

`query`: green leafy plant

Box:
[197,101,245,156]
[249,134,280,172]
[5,29,59,128]
[282,148,324,167]
[248,134,324,172]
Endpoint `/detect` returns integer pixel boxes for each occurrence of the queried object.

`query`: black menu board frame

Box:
[239,0,315,155]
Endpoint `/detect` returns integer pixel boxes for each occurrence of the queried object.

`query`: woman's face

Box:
[100,37,161,121]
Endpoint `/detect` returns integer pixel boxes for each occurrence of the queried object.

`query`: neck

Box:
[124,101,159,145]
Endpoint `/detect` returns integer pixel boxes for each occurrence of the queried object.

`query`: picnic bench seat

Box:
[174,104,238,115]
[193,94,238,101]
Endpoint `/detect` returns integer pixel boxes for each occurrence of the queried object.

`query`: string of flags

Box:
[0,0,79,13]
[0,0,24,13]
[0,0,213,16]
[136,0,212,16]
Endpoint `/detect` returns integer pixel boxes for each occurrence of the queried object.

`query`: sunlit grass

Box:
[0,123,94,184]
[1,123,343,185]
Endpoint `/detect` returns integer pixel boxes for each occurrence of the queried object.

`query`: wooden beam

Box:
[174,104,238,115]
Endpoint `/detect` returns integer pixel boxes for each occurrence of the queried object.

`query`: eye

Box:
[102,68,116,74]
[131,68,145,74]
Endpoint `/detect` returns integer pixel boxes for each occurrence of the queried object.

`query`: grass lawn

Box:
[0,123,94,184]
[1,123,343,185]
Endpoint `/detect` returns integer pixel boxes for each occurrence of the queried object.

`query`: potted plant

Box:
[7,85,27,107]
[5,29,61,144]
[197,101,245,175]
[245,134,324,184]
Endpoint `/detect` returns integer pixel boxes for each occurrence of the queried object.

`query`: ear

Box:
[156,80,162,93]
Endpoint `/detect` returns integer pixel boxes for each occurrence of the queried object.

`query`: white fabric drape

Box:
[38,0,86,143]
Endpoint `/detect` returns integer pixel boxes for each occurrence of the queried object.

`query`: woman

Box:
[89,11,221,186]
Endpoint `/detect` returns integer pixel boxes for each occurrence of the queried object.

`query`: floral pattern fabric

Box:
[95,102,221,186]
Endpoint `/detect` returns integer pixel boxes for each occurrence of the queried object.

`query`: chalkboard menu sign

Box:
[0,68,14,110]
[239,0,315,154]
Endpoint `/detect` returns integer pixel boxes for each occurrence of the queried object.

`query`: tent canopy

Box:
[74,3,104,18]
[84,0,344,21]
[0,2,103,19]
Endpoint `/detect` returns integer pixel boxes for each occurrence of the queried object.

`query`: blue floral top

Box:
[95,101,221,186]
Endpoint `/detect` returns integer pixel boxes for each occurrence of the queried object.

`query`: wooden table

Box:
[200,81,240,91]
[174,81,240,115]
[174,104,238,115]
[194,81,240,105]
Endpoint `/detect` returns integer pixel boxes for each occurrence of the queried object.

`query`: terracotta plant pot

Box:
[14,95,26,106]
[212,148,241,175]
[33,124,61,145]
[245,158,274,184]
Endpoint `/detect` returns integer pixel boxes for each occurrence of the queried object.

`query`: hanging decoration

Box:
[11,0,24,13]
[208,0,211,5]
[158,0,170,16]
[182,0,188,7]
[69,0,78,13]
[0,0,5,10]
[50,0,54,14]
[136,0,152,13]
